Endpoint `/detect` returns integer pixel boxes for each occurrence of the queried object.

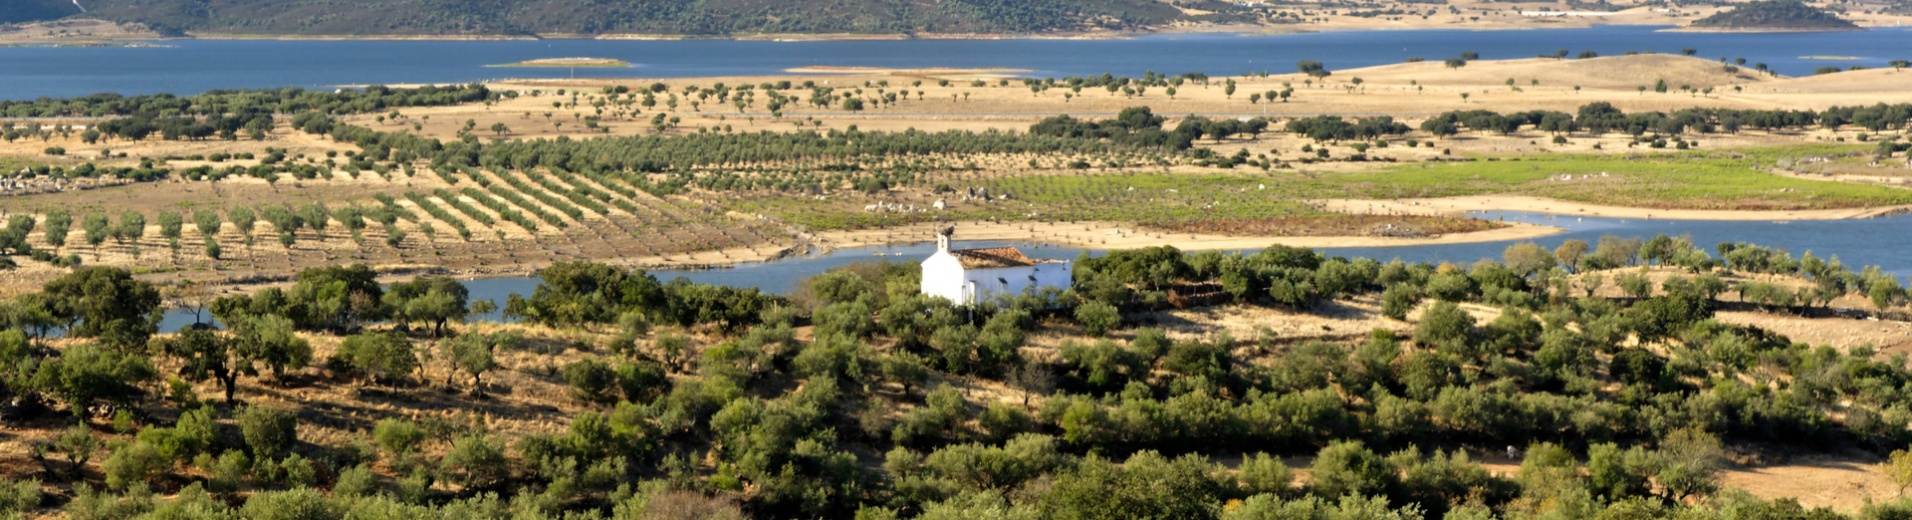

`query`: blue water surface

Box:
[5,26,1909,100]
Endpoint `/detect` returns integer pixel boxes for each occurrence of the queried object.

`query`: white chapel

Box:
[920,227,1072,306]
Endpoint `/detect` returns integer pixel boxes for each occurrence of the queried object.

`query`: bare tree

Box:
[1010,362,1056,409]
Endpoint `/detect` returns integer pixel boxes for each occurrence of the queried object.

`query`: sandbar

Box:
[488,57,632,68]
[783,66,1034,76]
[811,219,1562,252]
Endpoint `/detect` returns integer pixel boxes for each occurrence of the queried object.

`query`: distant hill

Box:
[1689,0,1861,31]
[0,0,82,24]
[14,0,1195,37]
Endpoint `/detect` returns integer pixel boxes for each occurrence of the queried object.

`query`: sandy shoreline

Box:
[102,192,1912,297]
[487,58,632,68]
[810,220,1563,252]
[784,66,1035,75]
[1316,196,1912,221]
[1660,26,1869,33]
[159,219,1562,297]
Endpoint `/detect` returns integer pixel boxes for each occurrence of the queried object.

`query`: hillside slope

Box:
[1689,0,1861,30]
[1344,54,1772,89]
[35,0,1189,36]
[0,0,82,24]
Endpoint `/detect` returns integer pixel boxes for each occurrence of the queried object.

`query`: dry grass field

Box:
[6,19,1912,520]
[0,54,1908,295]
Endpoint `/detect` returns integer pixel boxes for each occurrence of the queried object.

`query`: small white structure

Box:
[920,227,1071,306]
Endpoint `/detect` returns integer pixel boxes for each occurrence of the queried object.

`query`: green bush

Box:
[337,332,417,384]
[331,464,380,499]
[1381,284,1420,321]
[372,419,426,460]
[1074,301,1120,337]
[241,487,340,520]
[238,406,298,460]
[563,358,618,402]
[1309,441,1395,499]
[442,434,508,489]
[0,478,40,515]
[101,441,169,490]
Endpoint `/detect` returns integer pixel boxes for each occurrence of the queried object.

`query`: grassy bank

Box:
[1317,145,1912,210]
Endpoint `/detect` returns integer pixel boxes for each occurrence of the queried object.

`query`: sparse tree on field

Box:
[38,422,100,479]
[1655,427,1725,501]
[1580,272,1606,298]
[0,215,34,255]
[339,332,417,386]
[1296,60,1331,78]
[881,351,930,398]
[1010,361,1056,409]
[443,330,509,393]
[298,204,329,240]
[228,207,257,250]
[43,210,71,251]
[192,209,222,239]
[158,211,184,259]
[1554,239,1590,272]
[115,211,145,246]
[234,313,310,382]
[163,328,245,404]
[166,280,215,326]
[1885,449,1912,497]
[82,212,110,257]
[1503,242,1556,280]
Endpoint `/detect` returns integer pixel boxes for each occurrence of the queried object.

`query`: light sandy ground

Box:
[1317,195,1912,221]
[784,66,1033,77]
[489,58,631,68]
[0,19,158,43]
[425,54,1912,155]
[1715,309,1912,353]
[1719,455,1898,512]
[812,219,1561,251]
[1461,455,1896,512]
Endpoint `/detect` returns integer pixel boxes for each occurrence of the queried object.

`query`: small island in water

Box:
[1687,0,1862,31]
[487,57,631,68]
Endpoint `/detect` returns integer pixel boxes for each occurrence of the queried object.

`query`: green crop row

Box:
[461,186,541,232]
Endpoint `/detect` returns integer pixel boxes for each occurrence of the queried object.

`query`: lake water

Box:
[13,26,1906,327]
[4,26,1911,100]
[637,211,1912,295]
[154,211,1912,330]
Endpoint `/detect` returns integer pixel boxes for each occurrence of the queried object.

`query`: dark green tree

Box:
[42,267,161,351]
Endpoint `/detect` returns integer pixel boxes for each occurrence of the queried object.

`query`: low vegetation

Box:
[4,233,1912,518]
